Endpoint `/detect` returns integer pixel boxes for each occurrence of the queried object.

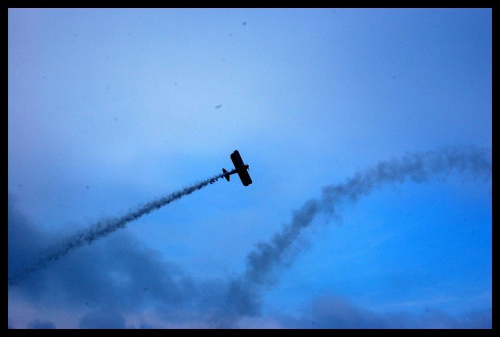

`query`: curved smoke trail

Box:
[8,172,226,286]
[218,145,491,326]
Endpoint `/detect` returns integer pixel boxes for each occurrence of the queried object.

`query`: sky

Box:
[8,8,492,329]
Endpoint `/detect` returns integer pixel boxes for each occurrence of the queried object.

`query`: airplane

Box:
[222,150,252,186]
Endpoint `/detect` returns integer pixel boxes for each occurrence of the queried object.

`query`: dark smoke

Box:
[219,145,491,326]
[8,172,226,286]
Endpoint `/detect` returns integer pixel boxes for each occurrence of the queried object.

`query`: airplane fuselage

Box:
[222,151,252,186]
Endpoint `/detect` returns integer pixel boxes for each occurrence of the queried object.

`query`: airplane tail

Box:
[222,168,230,181]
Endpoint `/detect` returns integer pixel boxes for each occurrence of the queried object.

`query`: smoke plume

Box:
[8,172,226,286]
[220,145,491,326]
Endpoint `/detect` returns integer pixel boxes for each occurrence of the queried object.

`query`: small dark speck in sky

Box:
[114,117,118,122]
[242,22,247,26]
[215,104,222,109]
[85,185,89,190]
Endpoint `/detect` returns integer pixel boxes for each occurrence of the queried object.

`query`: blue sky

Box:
[8,8,491,328]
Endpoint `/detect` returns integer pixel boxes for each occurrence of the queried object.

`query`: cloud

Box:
[8,172,226,286]
[285,295,388,329]
[8,192,246,328]
[8,194,50,279]
[277,295,492,329]
[79,309,126,329]
[26,319,56,329]
[9,192,196,310]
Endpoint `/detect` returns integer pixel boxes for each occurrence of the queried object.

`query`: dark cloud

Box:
[8,172,225,286]
[79,309,126,329]
[8,192,193,308]
[8,194,50,278]
[26,319,56,329]
[282,295,390,329]
[8,193,247,327]
[278,295,492,329]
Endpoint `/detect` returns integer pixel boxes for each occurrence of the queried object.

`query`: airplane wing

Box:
[230,150,252,186]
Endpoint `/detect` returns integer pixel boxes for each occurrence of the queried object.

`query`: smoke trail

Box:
[220,145,491,326]
[8,172,226,286]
